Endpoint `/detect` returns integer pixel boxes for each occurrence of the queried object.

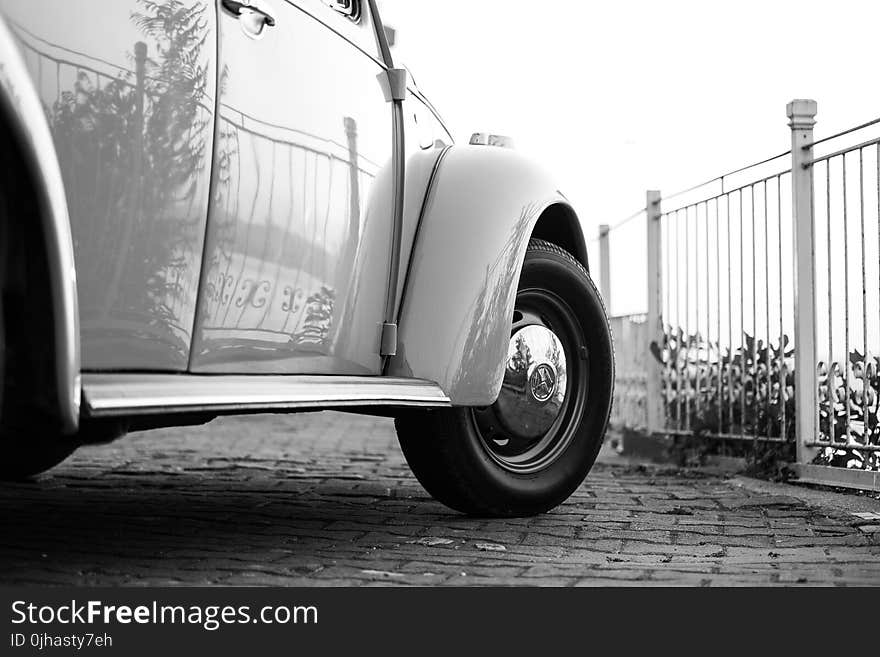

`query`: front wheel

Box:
[396,239,614,517]
[0,427,77,481]
[0,214,76,480]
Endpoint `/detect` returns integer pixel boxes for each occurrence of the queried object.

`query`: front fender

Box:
[0,15,79,433]
[389,145,582,406]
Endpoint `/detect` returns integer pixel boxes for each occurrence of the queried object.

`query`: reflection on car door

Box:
[191,0,393,375]
[0,0,217,371]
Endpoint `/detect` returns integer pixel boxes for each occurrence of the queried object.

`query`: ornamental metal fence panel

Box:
[600,100,880,491]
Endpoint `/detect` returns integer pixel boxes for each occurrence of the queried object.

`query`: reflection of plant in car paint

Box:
[451,205,536,394]
[293,286,336,349]
[48,0,210,354]
[650,328,880,470]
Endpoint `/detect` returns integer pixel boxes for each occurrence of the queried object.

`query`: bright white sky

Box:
[381,0,880,248]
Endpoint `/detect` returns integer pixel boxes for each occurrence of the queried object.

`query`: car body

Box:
[0,0,611,516]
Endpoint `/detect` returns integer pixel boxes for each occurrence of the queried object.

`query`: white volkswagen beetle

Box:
[0,0,614,516]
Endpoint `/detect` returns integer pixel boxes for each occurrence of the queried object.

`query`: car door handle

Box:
[221,0,276,30]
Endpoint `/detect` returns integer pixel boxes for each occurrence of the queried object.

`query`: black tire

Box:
[0,334,75,481]
[396,238,614,517]
[0,197,5,429]
[0,188,75,481]
[0,425,76,481]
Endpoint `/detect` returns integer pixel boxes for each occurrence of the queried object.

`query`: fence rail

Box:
[603,99,880,490]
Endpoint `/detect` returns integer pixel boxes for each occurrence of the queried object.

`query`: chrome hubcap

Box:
[494,326,567,441]
[472,288,586,475]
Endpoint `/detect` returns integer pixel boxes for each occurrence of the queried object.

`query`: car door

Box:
[191,0,394,375]
[0,0,217,371]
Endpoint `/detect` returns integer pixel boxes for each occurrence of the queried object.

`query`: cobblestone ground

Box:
[1,412,878,586]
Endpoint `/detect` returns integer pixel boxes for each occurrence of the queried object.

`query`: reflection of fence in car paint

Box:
[10,20,212,349]
[201,107,378,350]
[9,19,380,353]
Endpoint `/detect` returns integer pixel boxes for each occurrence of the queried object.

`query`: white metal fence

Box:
[601,99,880,490]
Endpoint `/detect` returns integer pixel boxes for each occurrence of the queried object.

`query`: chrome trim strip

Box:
[83,374,451,416]
[0,16,80,433]
[366,0,393,68]
[369,0,407,360]
[380,96,406,358]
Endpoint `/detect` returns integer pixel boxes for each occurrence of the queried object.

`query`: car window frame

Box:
[284,1,455,144]
[285,0,383,66]
[409,89,454,146]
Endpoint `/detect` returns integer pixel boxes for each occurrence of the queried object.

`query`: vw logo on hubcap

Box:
[529,363,557,403]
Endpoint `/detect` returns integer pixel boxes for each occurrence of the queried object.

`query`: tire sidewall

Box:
[458,245,615,513]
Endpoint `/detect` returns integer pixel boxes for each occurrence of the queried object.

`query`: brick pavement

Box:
[0,412,878,586]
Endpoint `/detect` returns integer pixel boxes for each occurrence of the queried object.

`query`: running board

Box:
[82,374,452,417]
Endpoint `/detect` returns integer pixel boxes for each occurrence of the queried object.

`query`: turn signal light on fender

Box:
[469,133,515,149]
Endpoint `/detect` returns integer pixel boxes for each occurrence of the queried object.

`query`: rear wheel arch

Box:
[0,115,65,428]
[0,16,80,434]
[0,115,85,479]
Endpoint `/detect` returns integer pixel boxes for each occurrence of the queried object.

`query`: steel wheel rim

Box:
[472,289,588,474]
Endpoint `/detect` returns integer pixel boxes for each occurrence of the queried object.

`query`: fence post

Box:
[598,224,611,310]
[646,191,663,434]
[788,99,818,464]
